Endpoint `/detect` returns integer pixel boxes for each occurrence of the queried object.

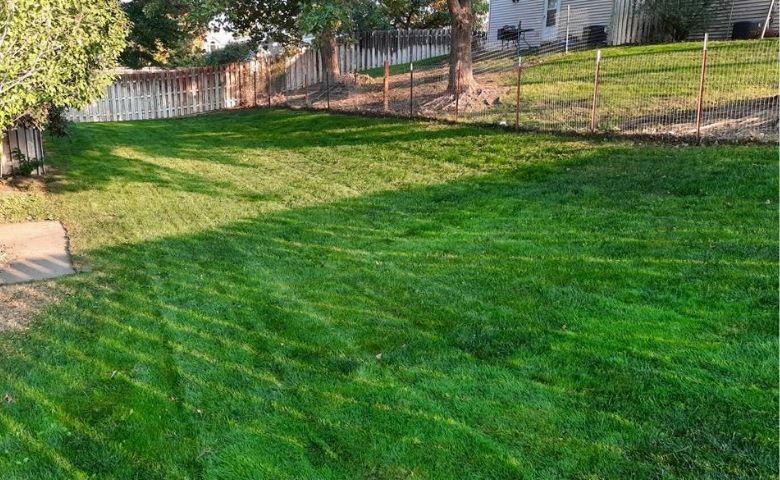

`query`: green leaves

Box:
[0,0,128,130]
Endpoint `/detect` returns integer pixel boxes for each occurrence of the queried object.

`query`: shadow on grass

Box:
[47,110,500,196]
[0,141,777,478]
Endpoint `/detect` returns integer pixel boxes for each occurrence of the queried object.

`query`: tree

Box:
[223,0,353,79]
[298,1,354,79]
[381,0,449,29]
[0,0,128,130]
[222,0,301,47]
[640,0,729,41]
[447,0,476,92]
[120,0,214,68]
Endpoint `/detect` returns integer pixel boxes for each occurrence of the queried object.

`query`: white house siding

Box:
[553,0,615,44]
[487,0,545,49]
[690,0,779,39]
[487,0,778,49]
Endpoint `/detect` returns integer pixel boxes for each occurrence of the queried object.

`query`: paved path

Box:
[0,221,75,285]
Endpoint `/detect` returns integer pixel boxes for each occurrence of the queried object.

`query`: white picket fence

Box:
[67,28,452,123]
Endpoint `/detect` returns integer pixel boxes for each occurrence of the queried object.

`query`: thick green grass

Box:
[0,109,777,478]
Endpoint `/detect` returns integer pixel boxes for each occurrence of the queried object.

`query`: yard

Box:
[323,40,778,140]
[0,109,777,478]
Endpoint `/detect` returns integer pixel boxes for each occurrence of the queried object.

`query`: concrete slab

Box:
[0,221,75,285]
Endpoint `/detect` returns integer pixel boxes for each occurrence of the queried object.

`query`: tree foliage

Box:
[120,0,214,68]
[0,0,128,130]
[223,0,302,45]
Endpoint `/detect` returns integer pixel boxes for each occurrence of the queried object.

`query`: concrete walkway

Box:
[0,221,75,285]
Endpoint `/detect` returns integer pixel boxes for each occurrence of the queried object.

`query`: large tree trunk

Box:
[447,0,476,93]
[319,30,340,81]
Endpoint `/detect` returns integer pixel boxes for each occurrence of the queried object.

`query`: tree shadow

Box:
[0,141,776,477]
[46,109,528,196]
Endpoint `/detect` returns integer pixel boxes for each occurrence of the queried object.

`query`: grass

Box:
[361,54,448,78]
[0,109,777,478]
[461,39,779,130]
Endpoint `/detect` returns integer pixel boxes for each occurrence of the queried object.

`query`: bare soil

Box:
[0,282,59,332]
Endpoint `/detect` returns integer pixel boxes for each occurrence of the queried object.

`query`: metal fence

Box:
[66,32,778,143]
[276,35,778,143]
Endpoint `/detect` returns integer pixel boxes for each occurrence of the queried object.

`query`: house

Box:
[486,0,779,49]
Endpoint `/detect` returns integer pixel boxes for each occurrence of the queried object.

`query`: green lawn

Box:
[465,39,779,130]
[0,109,777,478]
[361,54,448,78]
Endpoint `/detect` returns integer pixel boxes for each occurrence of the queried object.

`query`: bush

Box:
[46,106,72,138]
[203,41,258,66]
[11,148,42,176]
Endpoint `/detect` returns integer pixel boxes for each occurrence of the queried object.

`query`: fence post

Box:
[409,61,414,117]
[695,33,709,143]
[383,59,390,113]
[325,70,331,110]
[761,0,775,39]
[565,5,571,53]
[515,56,523,131]
[455,61,461,122]
[266,57,272,108]
[590,49,602,132]
[252,59,258,107]
[304,58,309,107]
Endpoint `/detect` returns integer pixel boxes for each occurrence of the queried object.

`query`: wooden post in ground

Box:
[455,61,461,122]
[266,57,272,107]
[304,60,309,107]
[695,33,709,143]
[325,70,331,110]
[409,62,414,117]
[515,56,523,131]
[252,59,258,107]
[590,49,602,132]
[383,59,390,113]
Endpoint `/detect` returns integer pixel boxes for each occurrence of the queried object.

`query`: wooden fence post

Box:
[253,59,258,107]
[383,59,389,113]
[304,59,309,107]
[515,56,523,131]
[325,70,331,110]
[266,57,272,108]
[590,49,602,132]
[409,61,414,117]
[695,33,709,143]
[455,61,461,122]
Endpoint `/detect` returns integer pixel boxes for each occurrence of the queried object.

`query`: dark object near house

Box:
[583,25,607,46]
[498,22,535,49]
[732,21,763,39]
[498,25,518,42]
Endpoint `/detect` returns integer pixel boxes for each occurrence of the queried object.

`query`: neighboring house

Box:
[203,20,248,53]
[487,0,779,48]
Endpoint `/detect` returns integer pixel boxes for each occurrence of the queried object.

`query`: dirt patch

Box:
[0,282,60,332]
[0,175,48,193]
[421,87,504,114]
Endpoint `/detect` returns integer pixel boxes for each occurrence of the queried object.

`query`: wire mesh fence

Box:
[269,35,776,143]
[65,29,778,143]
